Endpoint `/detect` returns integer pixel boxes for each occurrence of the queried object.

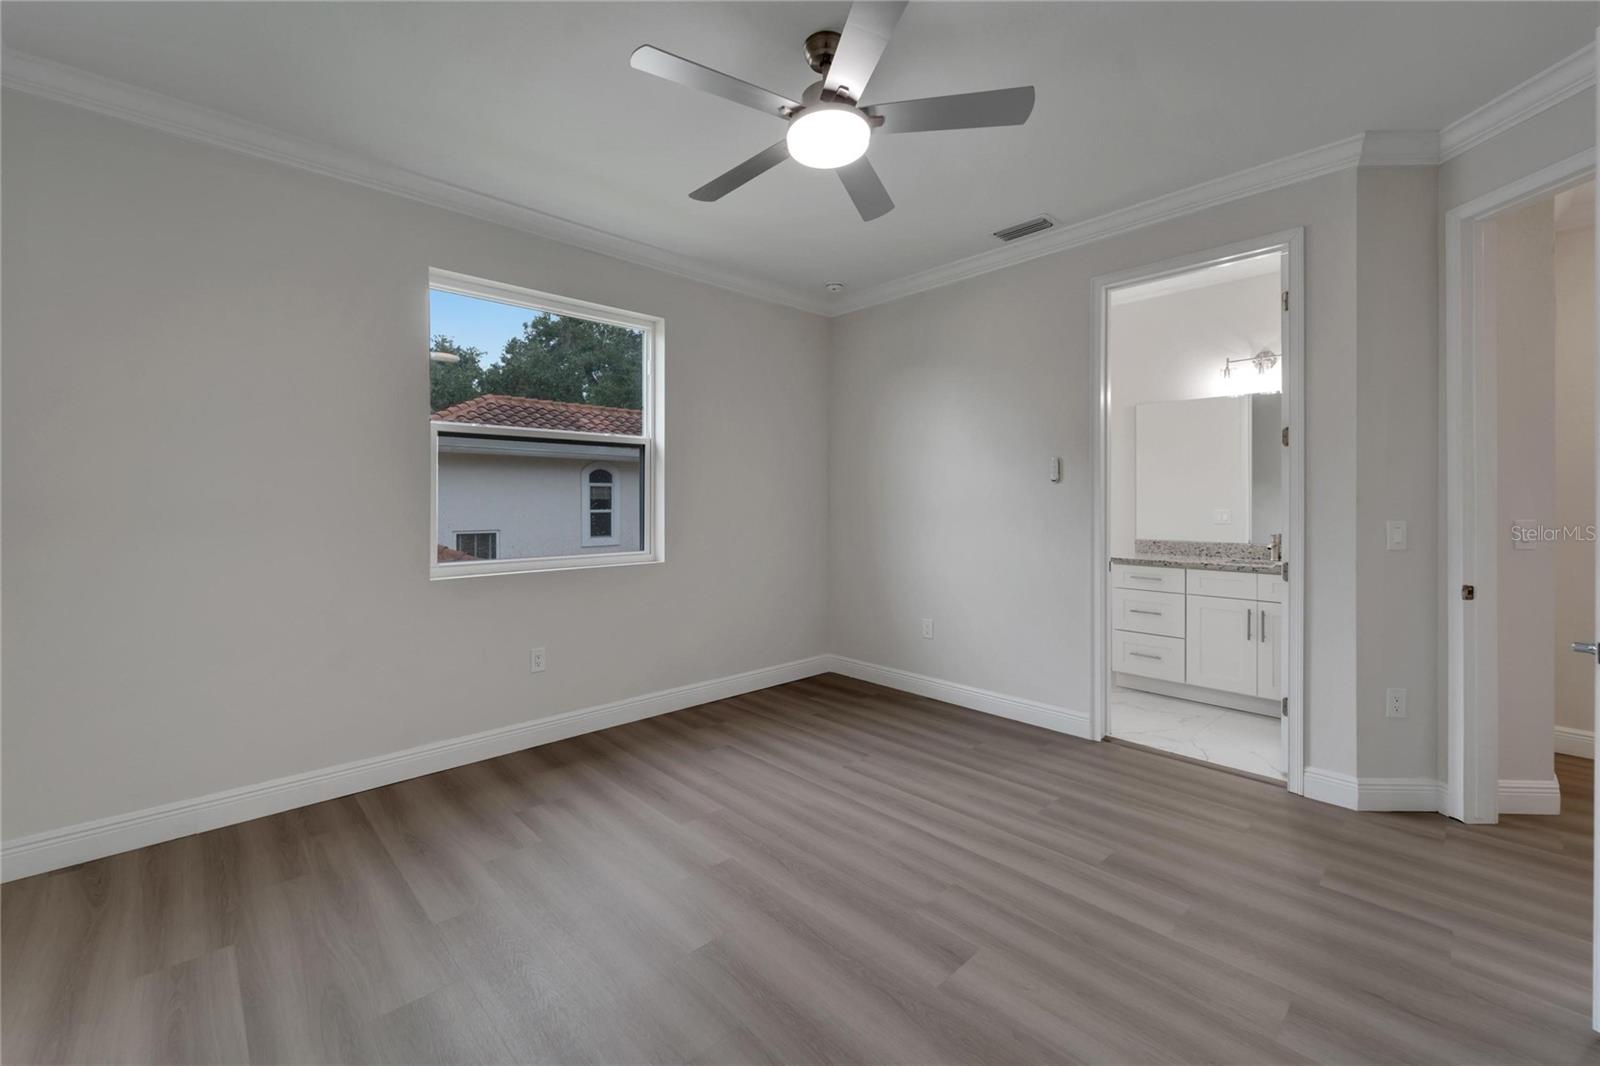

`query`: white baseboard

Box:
[825,656,1092,739]
[1555,725,1595,759]
[1499,778,1562,815]
[1302,767,1443,812]
[1,655,833,882]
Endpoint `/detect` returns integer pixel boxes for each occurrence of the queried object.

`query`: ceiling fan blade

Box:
[866,86,1036,133]
[630,45,799,119]
[690,141,791,202]
[822,1,908,103]
[837,157,894,221]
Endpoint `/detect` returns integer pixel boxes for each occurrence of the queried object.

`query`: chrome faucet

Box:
[1270,532,1283,562]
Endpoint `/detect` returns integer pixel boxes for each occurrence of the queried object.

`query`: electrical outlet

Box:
[1385,687,1406,719]
[1212,508,1232,525]
[921,618,934,640]
[530,647,546,673]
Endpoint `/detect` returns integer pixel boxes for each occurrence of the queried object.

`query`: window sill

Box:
[429,551,661,581]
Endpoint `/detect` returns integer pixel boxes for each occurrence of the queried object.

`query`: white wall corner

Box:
[1555,725,1595,759]
[1358,130,1443,167]
[1498,777,1563,815]
[1440,42,1597,161]
[824,656,1092,739]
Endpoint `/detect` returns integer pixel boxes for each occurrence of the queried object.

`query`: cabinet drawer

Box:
[1257,574,1286,603]
[1111,588,1185,638]
[1112,630,1186,683]
[1185,568,1259,601]
[1112,564,1185,594]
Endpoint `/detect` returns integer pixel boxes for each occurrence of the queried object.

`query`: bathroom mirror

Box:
[1134,392,1282,545]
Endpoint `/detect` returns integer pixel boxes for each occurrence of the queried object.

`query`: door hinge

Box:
[1281,425,1289,447]
[1282,290,1290,312]
[1282,697,1289,718]
[1461,584,1476,601]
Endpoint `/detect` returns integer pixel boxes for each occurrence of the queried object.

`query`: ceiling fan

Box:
[629,1,1035,222]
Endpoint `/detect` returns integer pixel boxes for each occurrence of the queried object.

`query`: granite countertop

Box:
[1110,554,1283,576]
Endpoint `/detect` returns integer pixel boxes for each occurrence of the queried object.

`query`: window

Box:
[429,270,662,578]
[455,532,498,559]
[583,466,619,546]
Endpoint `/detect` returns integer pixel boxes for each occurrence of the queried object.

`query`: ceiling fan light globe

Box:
[786,106,871,169]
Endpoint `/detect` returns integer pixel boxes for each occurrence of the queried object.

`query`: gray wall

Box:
[828,169,1363,775]
[1492,199,1557,786]
[1352,165,1440,782]
[1,91,831,840]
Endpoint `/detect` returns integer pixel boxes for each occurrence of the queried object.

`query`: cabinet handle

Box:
[1259,608,1266,643]
[1128,574,1162,582]
[1128,608,1161,616]
[1246,609,1252,641]
[1128,651,1162,661]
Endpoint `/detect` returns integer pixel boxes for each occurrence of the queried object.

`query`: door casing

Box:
[1090,229,1307,795]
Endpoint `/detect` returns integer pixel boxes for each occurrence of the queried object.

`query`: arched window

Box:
[582,466,618,547]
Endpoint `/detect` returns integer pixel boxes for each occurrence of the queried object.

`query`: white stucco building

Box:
[433,395,643,562]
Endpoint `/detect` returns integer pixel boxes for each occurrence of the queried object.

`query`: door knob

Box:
[1571,641,1599,659]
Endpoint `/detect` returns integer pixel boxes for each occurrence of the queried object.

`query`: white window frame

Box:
[580,464,621,548]
[428,268,665,579]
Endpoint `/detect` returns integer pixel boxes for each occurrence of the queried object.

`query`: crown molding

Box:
[827,134,1364,314]
[1440,42,1595,162]
[6,40,1593,320]
[0,49,834,317]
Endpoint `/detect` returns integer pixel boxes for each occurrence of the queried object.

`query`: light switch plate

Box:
[1213,508,1232,525]
[1386,520,1407,551]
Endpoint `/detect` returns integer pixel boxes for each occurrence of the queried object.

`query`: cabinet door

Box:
[1185,594,1258,696]
[1257,601,1284,700]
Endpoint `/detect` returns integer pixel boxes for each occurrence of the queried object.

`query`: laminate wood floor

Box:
[4,674,1597,1064]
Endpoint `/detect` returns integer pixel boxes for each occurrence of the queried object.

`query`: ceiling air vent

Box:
[992,215,1056,243]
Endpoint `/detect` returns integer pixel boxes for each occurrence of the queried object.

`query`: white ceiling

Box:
[4,2,1595,306]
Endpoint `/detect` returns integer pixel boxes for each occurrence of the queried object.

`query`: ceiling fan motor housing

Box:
[804,30,841,75]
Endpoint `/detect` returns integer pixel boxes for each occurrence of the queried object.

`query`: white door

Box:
[1277,251,1292,768]
[1186,594,1258,696]
[1589,82,1599,1034]
[1258,601,1284,700]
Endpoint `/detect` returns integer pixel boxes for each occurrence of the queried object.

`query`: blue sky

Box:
[429,290,544,367]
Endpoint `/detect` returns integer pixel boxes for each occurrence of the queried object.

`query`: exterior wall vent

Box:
[992,215,1056,243]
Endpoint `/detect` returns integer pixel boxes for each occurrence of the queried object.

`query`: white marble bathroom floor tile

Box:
[1108,686,1283,780]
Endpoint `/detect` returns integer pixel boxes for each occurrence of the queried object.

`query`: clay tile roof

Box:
[436,544,479,563]
[432,394,642,435]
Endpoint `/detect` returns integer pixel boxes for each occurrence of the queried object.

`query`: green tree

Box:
[481,314,643,410]
[429,335,485,412]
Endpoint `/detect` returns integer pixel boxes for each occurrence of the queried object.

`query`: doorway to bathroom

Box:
[1091,232,1306,791]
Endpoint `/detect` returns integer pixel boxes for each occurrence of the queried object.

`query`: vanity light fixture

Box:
[1222,348,1279,379]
